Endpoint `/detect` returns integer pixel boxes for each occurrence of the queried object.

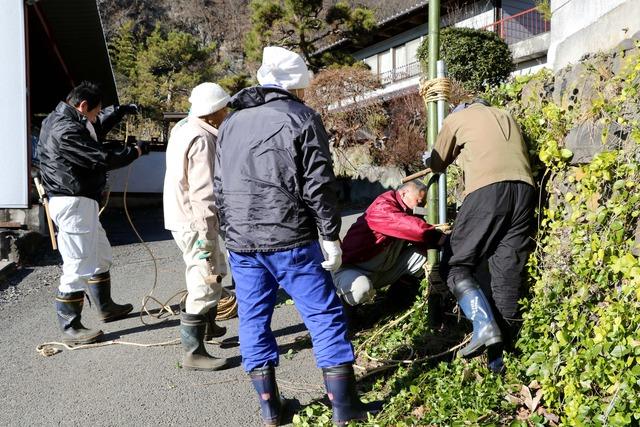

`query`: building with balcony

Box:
[315,0,550,100]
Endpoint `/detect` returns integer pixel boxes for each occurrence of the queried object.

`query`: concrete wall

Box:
[108,151,166,193]
[453,10,495,30]
[548,0,640,70]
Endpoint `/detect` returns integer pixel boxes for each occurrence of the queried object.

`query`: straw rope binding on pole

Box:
[419,76,452,105]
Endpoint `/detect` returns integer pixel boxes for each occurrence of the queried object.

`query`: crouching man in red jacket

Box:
[334,180,447,307]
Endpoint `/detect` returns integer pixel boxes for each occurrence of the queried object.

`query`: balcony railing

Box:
[379,61,422,85]
[483,7,550,45]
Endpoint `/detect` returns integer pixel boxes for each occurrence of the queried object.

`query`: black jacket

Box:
[37,102,139,202]
[214,86,341,252]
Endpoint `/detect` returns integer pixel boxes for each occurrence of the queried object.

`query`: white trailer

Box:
[0,0,120,231]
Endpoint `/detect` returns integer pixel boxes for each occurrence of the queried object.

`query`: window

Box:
[394,45,407,68]
[379,50,392,74]
[364,55,378,75]
[406,39,421,64]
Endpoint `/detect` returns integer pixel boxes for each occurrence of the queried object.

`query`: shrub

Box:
[305,64,386,147]
[417,26,513,93]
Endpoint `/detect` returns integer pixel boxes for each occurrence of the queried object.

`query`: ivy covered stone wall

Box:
[491,35,640,425]
[294,35,640,427]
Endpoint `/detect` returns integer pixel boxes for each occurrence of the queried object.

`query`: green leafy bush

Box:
[514,52,640,426]
[295,47,640,426]
[417,26,514,92]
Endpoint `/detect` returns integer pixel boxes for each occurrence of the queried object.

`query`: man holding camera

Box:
[37,81,148,344]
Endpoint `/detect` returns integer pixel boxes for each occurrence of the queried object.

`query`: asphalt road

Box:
[0,203,362,427]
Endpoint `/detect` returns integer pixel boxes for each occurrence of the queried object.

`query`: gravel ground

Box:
[0,204,362,427]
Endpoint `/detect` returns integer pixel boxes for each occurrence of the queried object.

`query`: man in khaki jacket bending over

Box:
[163,82,230,371]
[424,99,535,374]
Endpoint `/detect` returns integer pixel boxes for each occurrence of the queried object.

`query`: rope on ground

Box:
[37,152,239,357]
[354,335,472,380]
[119,164,238,324]
[216,287,238,320]
[36,338,182,357]
[118,164,173,325]
[419,76,452,104]
[35,335,237,358]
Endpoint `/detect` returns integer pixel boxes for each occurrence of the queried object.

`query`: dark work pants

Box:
[440,181,535,344]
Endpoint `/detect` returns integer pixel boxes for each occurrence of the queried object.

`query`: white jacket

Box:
[163,116,220,240]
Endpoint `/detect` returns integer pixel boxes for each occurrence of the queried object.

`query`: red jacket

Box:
[341,190,443,265]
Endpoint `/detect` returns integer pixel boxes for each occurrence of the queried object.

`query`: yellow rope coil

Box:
[216,287,238,321]
[419,77,452,104]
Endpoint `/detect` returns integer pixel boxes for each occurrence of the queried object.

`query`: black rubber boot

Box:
[487,319,522,375]
[322,364,383,426]
[55,290,103,345]
[86,271,133,322]
[487,343,505,374]
[180,310,228,371]
[249,366,284,427]
[453,278,503,358]
[203,305,227,341]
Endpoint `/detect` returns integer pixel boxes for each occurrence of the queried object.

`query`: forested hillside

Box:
[98,0,420,68]
[96,0,420,129]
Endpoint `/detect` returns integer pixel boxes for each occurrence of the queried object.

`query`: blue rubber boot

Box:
[453,278,503,358]
[249,366,284,426]
[322,364,383,426]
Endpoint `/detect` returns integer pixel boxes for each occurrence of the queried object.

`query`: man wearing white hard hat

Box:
[163,82,230,371]
[214,46,381,426]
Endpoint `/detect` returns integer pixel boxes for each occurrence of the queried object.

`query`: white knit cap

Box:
[257,46,311,90]
[188,83,230,117]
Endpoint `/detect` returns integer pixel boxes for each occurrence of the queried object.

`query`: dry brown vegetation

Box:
[305,65,386,146]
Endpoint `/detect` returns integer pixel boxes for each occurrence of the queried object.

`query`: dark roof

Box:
[29,0,118,114]
[314,1,428,56]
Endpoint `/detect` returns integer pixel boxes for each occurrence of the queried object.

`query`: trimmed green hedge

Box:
[417,26,514,92]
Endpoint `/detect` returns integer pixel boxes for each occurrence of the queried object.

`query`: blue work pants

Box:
[229,241,354,372]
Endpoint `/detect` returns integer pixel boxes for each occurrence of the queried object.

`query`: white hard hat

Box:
[257,46,311,90]
[188,82,230,117]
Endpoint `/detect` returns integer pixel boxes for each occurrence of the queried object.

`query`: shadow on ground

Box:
[100,205,172,246]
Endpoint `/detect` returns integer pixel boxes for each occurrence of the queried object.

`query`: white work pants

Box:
[49,196,112,293]
[171,230,225,314]
[333,240,427,306]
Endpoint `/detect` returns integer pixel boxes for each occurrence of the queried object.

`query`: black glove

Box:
[118,103,139,115]
[136,140,150,155]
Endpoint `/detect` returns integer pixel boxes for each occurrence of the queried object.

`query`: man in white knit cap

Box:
[214,46,380,426]
[163,82,230,371]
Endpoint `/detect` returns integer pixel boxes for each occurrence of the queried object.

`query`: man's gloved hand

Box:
[196,239,216,260]
[435,223,451,247]
[435,223,452,233]
[321,240,342,271]
[136,140,150,156]
[118,103,139,115]
[421,149,432,167]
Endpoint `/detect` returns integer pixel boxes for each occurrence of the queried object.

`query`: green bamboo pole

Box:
[427,0,441,268]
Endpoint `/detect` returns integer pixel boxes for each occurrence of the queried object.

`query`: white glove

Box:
[321,240,342,271]
[421,149,432,167]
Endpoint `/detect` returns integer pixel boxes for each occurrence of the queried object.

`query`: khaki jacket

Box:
[430,104,534,197]
[163,116,220,240]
